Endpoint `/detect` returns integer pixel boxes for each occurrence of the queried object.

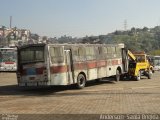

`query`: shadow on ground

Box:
[0,80,115,97]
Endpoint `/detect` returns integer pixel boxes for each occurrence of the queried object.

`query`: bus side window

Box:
[78,47,86,61]
[72,47,79,61]
[86,47,96,60]
[111,46,116,53]
[50,47,64,64]
[107,47,112,53]
[103,47,108,58]
[116,47,121,57]
[95,47,100,60]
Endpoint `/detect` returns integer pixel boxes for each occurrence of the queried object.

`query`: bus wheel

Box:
[115,69,120,82]
[136,71,141,81]
[76,74,86,89]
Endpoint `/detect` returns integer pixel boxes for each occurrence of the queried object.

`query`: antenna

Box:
[10,16,12,28]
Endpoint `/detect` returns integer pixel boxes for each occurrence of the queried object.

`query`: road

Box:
[0,72,160,119]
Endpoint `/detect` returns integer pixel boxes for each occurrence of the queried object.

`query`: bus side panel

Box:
[87,68,97,80]
[50,72,68,85]
[106,59,122,77]
[97,67,106,78]
[97,60,107,78]
[87,61,97,80]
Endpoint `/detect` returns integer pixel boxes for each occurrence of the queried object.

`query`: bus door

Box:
[64,50,74,84]
[122,48,128,72]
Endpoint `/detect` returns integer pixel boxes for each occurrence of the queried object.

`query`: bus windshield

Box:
[0,52,16,62]
[20,46,44,63]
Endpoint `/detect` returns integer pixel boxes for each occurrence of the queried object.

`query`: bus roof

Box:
[18,43,125,50]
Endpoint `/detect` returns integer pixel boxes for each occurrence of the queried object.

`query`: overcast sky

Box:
[1,0,160,37]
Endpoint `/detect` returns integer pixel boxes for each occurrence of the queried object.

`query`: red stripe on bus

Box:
[49,59,122,74]
[36,67,46,74]
[50,66,68,74]
[97,60,106,67]
[111,60,121,65]
[74,62,86,70]
[87,61,97,69]
[112,60,118,65]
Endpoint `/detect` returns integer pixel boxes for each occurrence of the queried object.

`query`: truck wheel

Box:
[136,71,141,81]
[115,69,120,82]
[76,74,86,89]
[148,70,152,79]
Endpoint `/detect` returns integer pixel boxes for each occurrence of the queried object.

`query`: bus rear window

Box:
[20,46,44,63]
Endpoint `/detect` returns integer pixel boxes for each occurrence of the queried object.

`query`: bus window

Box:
[107,47,112,53]
[78,47,85,56]
[35,51,44,61]
[86,47,96,60]
[21,50,34,62]
[20,46,44,63]
[111,46,116,53]
[116,47,121,53]
[78,47,86,61]
[102,47,108,54]
[72,47,79,61]
[50,47,64,64]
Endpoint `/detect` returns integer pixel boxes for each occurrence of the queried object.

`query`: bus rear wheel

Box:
[76,74,86,89]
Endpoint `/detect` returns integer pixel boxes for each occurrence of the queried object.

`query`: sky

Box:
[1,0,160,38]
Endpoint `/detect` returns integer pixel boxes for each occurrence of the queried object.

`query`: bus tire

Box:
[136,71,141,81]
[115,69,120,82]
[76,74,86,89]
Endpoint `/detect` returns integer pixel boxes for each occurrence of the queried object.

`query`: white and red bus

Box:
[17,43,128,88]
[0,47,17,71]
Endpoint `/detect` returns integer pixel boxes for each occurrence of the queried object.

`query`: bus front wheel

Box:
[76,74,86,89]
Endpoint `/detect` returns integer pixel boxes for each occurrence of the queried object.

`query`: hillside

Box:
[81,26,160,55]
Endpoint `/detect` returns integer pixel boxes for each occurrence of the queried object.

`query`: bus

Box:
[152,56,160,71]
[17,43,128,88]
[0,47,17,71]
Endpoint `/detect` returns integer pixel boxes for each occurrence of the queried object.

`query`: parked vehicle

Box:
[0,47,17,71]
[127,51,153,80]
[16,43,128,88]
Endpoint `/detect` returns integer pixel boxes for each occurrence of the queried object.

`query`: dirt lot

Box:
[0,72,160,119]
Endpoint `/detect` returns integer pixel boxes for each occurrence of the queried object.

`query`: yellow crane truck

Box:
[127,51,153,81]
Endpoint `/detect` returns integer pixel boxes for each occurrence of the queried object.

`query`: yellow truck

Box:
[127,51,153,81]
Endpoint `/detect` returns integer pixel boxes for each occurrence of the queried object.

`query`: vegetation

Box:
[54,26,160,55]
[1,25,160,55]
